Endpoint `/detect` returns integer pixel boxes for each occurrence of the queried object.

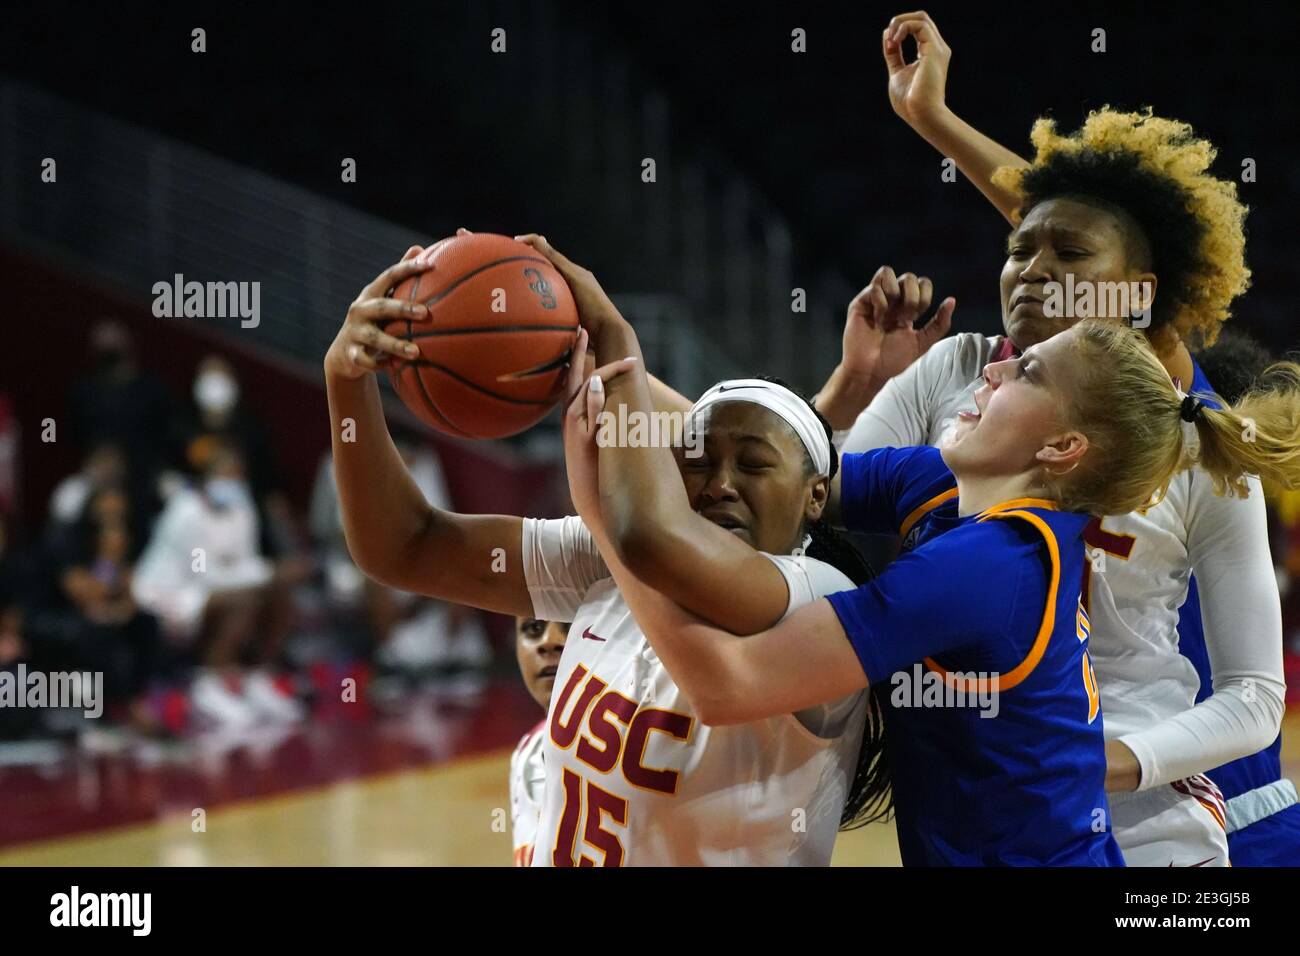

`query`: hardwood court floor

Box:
[1,692,1296,867]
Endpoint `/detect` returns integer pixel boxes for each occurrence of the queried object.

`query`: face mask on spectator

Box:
[205,477,250,511]
[195,371,239,415]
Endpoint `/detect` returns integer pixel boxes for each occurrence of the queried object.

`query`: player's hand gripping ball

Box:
[380,232,580,439]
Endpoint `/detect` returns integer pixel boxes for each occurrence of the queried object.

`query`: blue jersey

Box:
[1175,359,1286,803]
[828,446,1124,866]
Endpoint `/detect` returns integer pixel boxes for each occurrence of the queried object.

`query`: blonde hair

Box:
[1051,320,1300,516]
[992,108,1250,352]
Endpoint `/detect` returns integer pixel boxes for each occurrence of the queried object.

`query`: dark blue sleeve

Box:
[839,446,956,535]
[824,519,1043,683]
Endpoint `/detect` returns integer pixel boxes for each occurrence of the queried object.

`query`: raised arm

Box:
[883,11,1030,224]
[521,235,799,634]
[324,248,531,616]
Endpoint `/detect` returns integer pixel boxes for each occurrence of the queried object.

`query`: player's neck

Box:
[955,474,1043,517]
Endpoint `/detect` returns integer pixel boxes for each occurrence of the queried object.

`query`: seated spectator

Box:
[182,355,300,559]
[132,442,302,729]
[51,484,163,732]
[47,441,129,528]
[309,433,488,674]
[70,320,178,518]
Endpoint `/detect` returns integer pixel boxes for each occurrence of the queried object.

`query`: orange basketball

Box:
[381,233,579,439]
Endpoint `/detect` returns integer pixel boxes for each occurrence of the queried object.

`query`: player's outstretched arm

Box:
[324,249,533,617]
[883,11,1029,224]
[523,235,793,635]
[814,265,955,431]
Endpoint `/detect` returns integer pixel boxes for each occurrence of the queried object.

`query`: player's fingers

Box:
[564,328,590,405]
[882,26,907,72]
[355,322,421,361]
[873,265,901,300]
[516,233,582,279]
[888,17,943,55]
[363,255,435,301]
[898,273,921,319]
[346,343,384,373]
[350,296,429,326]
[867,284,890,322]
[455,227,473,236]
[920,297,956,348]
[590,356,639,385]
[400,245,424,261]
[584,376,606,438]
[917,276,934,316]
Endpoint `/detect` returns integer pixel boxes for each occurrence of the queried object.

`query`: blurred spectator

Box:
[309,433,488,673]
[0,512,41,739]
[70,320,177,509]
[132,442,303,729]
[49,484,163,730]
[181,355,300,558]
[47,441,128,528]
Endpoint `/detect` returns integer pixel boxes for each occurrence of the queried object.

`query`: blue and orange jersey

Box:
[827,445,1124,866]
[1175,358,1285,801]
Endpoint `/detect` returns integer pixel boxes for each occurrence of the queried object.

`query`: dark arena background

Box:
[0,0,1298,901]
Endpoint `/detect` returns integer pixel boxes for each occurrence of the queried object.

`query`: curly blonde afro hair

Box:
[991,107,1250,351]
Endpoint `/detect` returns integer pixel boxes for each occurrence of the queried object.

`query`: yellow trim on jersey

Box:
[978,497,1058,517]
[923,508,1061,694]
[899,488,960,538]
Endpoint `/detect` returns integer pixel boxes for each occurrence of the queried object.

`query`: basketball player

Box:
[509,617,567,867]
[324,251,887,866]
[809,10,1294,865]
[551,266,1300,863]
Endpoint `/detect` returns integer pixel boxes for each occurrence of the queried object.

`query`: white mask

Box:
[194,371,238,414]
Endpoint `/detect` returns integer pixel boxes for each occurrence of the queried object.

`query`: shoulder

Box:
[511,719,547,763]
[761,553,855,615]
[940,333,1004,378]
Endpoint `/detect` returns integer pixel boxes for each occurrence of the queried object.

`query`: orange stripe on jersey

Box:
[923,508,1061,694]
[900,488,960,539]
[979,497,1059,516]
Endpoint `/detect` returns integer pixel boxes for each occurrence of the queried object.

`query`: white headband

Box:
[689,379,832,477]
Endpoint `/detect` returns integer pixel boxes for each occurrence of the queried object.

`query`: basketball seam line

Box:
[407,357,558,405]
[419,255,554,307]
[404,324,577,339]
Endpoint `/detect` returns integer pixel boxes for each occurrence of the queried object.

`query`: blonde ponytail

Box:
[1192,363,1300,498]
[1055,320,1300,516]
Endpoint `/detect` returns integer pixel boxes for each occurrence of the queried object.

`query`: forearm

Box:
[591,321,692,552]
[814,364,884,432]
[325,370,438,582]
[911,106,1029,223]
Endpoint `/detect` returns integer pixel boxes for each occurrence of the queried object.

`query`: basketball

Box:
[382,233,579,439]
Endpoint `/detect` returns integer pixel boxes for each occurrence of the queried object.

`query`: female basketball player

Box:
[540,227,1300,864]
[811,10,1296,866]
[323,249,887,866]
[509,617,567,867]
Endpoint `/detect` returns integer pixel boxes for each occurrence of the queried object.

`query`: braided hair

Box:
[755,377,893,828]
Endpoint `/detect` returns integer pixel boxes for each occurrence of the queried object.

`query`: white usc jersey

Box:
[521,517,866,867]
[509,720,546,867]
